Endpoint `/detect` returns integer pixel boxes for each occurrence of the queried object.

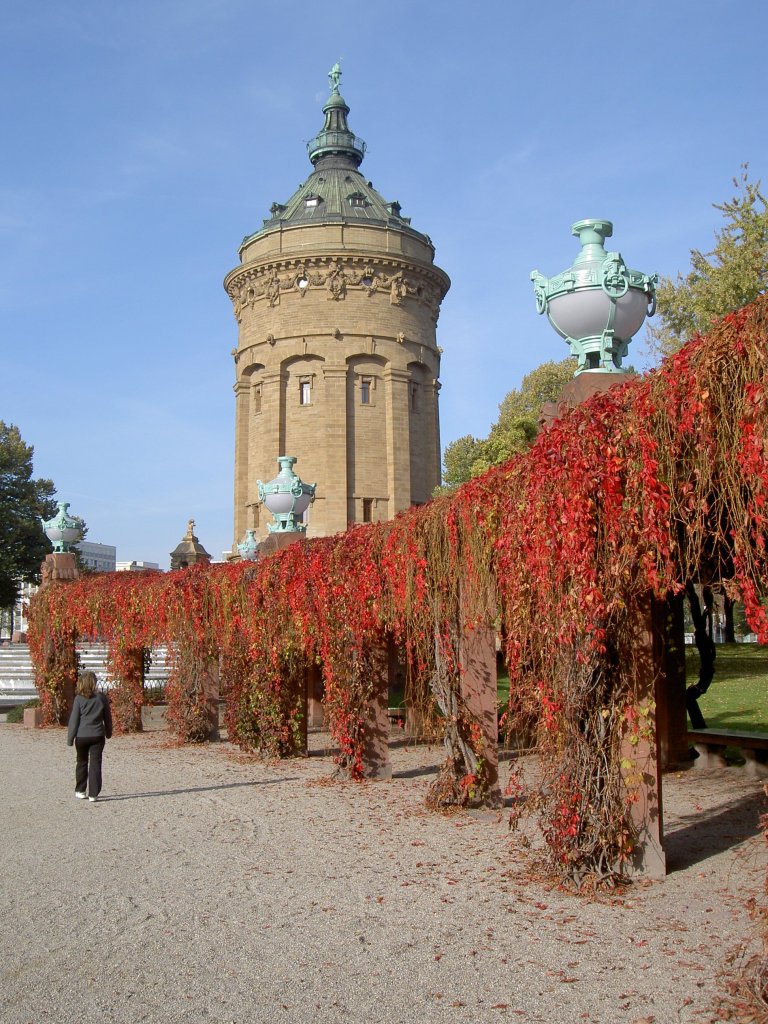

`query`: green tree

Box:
[437,358,576,493]
[0,422,57,610]
[648,166,768,358]
[440,434,487,492]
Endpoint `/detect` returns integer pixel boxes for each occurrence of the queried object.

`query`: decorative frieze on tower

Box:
[225,65,450,545]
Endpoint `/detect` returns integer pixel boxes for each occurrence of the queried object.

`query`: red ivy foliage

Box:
[28,295,768,880]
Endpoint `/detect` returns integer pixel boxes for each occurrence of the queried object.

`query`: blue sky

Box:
[2,0,766,566]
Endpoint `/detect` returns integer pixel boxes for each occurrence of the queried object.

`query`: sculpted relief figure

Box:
[326,260,347,301]
[361,265,379,296]
[265,269,282,307]
[231,282,247,322]
[389,272,408,306]
[231,279,259,323]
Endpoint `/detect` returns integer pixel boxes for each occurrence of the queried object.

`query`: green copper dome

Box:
[239,64,433,253]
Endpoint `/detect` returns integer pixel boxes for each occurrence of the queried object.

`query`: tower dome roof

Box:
[239,64,433,254]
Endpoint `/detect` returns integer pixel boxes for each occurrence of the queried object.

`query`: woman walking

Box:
[67,671,113,802]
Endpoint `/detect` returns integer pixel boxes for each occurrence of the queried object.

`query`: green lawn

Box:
[497,665,510,706]
[687,643,768,733]
[496,645,768,733]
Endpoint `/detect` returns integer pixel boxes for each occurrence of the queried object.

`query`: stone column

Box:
[384,367,412,515]
[233,379,251,545]
[255,370,287,514]
[322,365,349,534]
[426,378,442,494]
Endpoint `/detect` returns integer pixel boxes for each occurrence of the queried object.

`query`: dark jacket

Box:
[67,693,113,746]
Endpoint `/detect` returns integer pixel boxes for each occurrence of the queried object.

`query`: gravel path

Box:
[1,725,766,1023]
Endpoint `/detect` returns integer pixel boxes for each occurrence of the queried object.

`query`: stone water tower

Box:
[225,65,450,545]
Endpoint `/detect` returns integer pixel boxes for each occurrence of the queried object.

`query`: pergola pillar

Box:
[459,622,501,804]
[653,593,691,770]
[39,551,80,724]
[360,640,394,781]
[624,593,666,879]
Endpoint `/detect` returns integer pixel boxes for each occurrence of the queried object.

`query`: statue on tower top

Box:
[328,61,342,94]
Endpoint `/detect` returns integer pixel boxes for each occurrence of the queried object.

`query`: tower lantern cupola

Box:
[307,62,366,170]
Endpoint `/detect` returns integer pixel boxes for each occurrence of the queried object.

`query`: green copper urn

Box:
[42,501,83,552]
[531,219,658,374]
[257,456,316,534]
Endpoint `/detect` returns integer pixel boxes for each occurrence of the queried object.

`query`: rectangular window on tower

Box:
[299,379,311,406]
[360,377,372,405]
[362,498,373,523]
[410,383,419,412]
[253,383,262,415]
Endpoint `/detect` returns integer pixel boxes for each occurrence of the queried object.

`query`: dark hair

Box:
[76,671,97,699]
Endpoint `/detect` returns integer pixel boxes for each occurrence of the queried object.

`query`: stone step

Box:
[0,644,170,705]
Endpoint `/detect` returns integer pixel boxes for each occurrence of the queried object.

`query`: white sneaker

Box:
[88,796,98,802]
[75,792,87,799]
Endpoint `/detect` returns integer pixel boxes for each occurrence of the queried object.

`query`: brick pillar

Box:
[384,367,412,515]
[623,593,666,879]
[322,364,349,534]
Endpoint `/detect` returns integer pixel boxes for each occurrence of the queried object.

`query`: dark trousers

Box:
[75,737,105,797]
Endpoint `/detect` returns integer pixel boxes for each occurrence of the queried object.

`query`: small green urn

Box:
[42,501,83,553]
[236,529,260,560]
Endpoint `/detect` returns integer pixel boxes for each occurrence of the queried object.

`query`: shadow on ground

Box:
[664,788,766,872]
[99,778,297,801]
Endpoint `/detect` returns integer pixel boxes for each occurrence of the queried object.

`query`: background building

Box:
[75,541,116,573]
[225,67,450,545]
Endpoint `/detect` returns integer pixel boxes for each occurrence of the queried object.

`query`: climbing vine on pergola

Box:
[29,296,768,882]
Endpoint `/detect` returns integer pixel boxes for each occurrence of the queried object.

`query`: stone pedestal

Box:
[257,531,305,558]
[23,707,43,728]
[41,552,79,584]
[539,372,632,429]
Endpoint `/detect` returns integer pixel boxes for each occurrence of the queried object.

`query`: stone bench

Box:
[687,728,768,777]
